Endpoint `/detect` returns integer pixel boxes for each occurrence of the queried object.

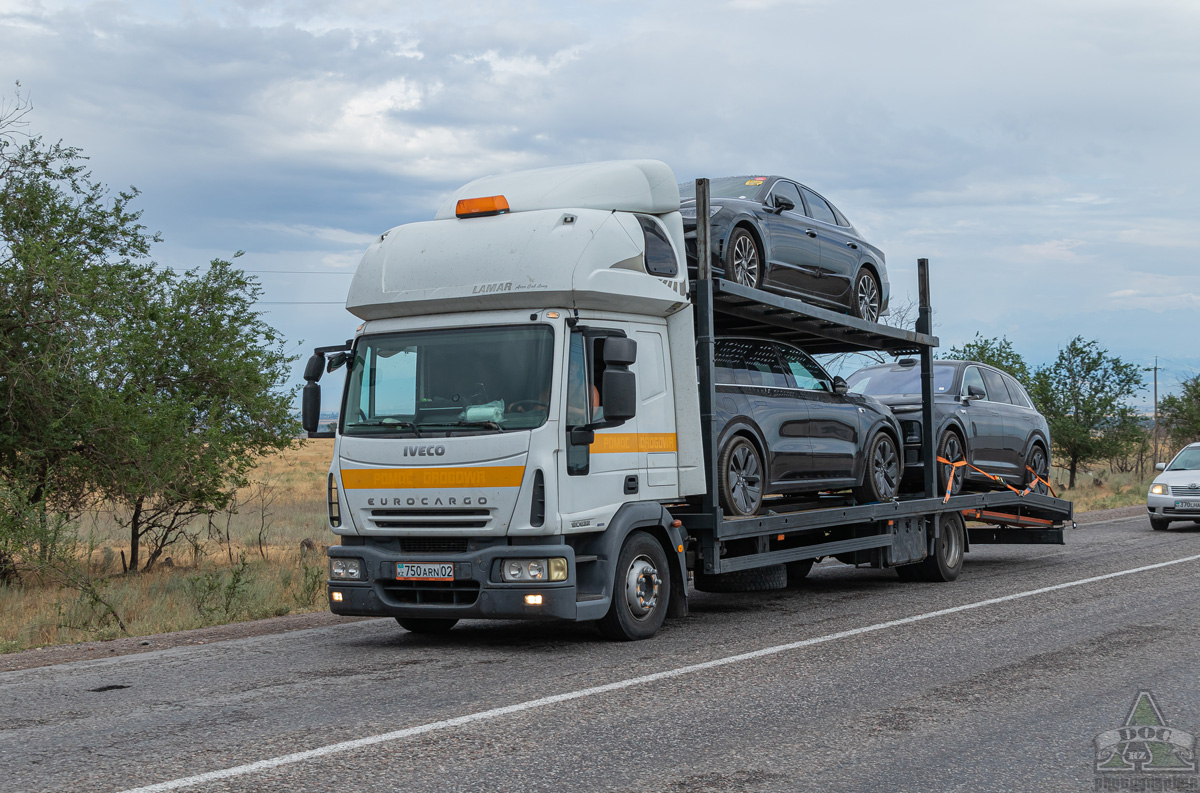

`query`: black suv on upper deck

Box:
[712,337,904,516]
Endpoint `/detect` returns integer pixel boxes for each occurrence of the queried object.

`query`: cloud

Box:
[1017,239,1087,262]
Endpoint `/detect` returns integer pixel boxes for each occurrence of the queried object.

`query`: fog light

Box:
[525,594,543,605]
[331,591,344,602]
[548,557,568,581]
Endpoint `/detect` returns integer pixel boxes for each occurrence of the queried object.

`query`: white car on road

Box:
[1148,442,1200,530]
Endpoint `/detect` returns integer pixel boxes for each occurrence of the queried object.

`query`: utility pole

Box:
[1153,357,1159,467]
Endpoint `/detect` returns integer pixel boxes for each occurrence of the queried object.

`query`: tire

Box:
[1150,516,1171,531]
[937,429,966,497]
[1023,444,1050,495]
[785,558,815,587]
[693,563,788,593]
[852,269,881,323]
[395,617,458,634]
[598,531,671,641]
[718,436,765,517]
[913,512,966,582]
[854,431,900,503]
[725,228,762,288]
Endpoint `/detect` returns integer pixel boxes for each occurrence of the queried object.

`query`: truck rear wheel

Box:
[694,563,787,593]
[395,617,459,634]
[785,558,814,587]
[598,531,670,641]
[911,512,965,582]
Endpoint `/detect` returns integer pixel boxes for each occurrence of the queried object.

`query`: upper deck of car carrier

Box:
[677,178,1073,577]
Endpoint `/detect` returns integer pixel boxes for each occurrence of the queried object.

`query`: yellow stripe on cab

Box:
[341,466,526,490]
[590,433,678,454]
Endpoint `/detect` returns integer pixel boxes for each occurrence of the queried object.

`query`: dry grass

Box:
[0,439,336,654]
[1046,465,1150,514]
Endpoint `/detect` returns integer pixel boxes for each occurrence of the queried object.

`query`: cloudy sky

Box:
[3,0,1197,409]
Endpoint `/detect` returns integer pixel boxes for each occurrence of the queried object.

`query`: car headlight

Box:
[501,558,568,582]
[330,558,363,580]
[1150,483,1169,496]
[679,205,723,219]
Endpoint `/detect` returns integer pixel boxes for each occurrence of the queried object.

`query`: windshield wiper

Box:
[418,419,506,433]
[348,419,421,436]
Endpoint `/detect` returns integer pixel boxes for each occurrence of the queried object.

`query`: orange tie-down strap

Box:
[936,457,1058,503]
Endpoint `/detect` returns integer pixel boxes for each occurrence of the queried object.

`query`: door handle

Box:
[846,241,858,249]
[804,229,817,238]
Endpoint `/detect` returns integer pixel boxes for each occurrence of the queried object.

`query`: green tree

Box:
[1,95,298,574]
[1027,337,1144,488]
[1159,374,1200,451]
[945,333,1030,381]
[1,94,159,558]
[97,258,299,571]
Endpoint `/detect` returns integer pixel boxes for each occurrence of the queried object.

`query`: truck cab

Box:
[306,160,703,639]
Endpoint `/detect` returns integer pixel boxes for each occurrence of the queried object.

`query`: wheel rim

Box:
[1027,447,1048,493]
[856,274,879,322]
[624,555,660,619]
[872,436,899,499]
[731,235,759,287]
[940,434,963,494]
[940,517,963,569]
[729,443,762,514]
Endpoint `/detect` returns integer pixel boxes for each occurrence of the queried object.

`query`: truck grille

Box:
[398,537,469,554]
[369,508,491,531]
[1170,485,1200,497]
[378,580,481,606]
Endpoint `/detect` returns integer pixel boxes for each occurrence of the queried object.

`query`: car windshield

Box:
[1167,448,1200,471]
[846,364,957,396]
[342,325,555,436]
[679,176,769,201]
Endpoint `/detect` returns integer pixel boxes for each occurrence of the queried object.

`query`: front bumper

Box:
[1147,493,1200,521]
[326,543,583,621]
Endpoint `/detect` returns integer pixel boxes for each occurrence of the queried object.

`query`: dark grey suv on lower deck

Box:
[712,337,904,517]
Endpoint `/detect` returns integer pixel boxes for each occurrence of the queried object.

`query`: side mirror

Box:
[832,375,849,395]
[772,194,795,213]
[1156,462,1167,472]
[966,384,986,400]
[302,382,322,433]
[600,336,637,422]
[326,351,349,373]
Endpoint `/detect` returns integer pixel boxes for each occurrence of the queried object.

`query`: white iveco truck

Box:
[303,160,1072,641]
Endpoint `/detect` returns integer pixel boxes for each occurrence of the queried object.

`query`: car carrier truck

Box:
[301,160,1073,641]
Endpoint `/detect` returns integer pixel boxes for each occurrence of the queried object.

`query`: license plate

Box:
[396,562,454,581]
[1174,500,1200,511]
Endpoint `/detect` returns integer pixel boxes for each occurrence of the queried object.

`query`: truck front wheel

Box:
[395,617,459,634]
[598,531,671,641]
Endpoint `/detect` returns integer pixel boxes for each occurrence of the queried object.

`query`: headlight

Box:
[678,205,723,219]
[330,558,363,580]
[1150,483,1168,495]
[501,558,568,582]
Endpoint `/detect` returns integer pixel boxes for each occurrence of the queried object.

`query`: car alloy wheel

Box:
[729,230,760,288]
[719,436,764,517]
[1024,445,1049,494]
[855,271,880,323]
[938,430,965,496]
[870,434,900,499]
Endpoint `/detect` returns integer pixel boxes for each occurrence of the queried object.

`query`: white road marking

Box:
[114,552,1200,793]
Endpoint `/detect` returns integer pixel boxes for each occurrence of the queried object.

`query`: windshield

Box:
[1167,448,1200,471]
[679,176,770,201]
[342,325,555,436]
[846,364,957,396]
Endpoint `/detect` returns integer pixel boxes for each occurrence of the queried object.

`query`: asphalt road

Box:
[4,509,1200,793]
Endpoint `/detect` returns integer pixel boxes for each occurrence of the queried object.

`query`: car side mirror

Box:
[772,194,795,213]
[966,384,986,400]
[832,375,849,395]
[1156,462,1167,472]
